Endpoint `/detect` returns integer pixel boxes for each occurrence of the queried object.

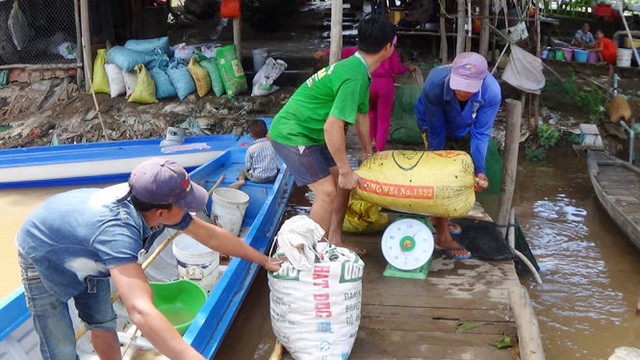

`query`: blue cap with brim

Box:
[129,158,207,212]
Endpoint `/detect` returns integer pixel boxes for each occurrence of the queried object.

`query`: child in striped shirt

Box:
[230,119,279,189]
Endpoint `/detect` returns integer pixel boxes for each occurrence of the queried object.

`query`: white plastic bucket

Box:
[210,188,250,236]
[617,48,633,67]
[172,234,219,292]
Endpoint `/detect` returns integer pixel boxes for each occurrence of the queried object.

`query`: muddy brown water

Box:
[1,148,639,359]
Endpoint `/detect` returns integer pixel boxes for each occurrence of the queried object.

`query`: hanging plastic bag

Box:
[91,49,110,94]
[128,64,158,104]
[251,58,287,96]
[8,2,31,51]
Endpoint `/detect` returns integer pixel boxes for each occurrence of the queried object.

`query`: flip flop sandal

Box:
[448,221,462,235]
[435,245,472,260]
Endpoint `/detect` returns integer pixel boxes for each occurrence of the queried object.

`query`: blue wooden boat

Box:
[0,134,241,189]
[0,139,294,359]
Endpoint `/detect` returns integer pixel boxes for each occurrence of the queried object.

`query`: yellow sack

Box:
[128,64,158,104]
[343,193,389,234]
[354,150,476,218]
[91,49,110,94]
[188,57,211,97]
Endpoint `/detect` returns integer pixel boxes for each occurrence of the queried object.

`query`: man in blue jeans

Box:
[17,158,282,360]
[415,52,502,260]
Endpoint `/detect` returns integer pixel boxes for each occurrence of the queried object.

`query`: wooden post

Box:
[329,0,343,65]
[233,17,242,62]
[497,98,522,239]
[74,0,84,89]
[80,0,91,91]
[479,0,489,57]
[439,5,448,63]
[456,0,465,56]
[508,286,545,360]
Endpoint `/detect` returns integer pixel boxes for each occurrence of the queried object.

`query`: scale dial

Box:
[381,218,434,271]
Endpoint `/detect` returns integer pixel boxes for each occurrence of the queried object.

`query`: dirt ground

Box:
[0,1,638,154]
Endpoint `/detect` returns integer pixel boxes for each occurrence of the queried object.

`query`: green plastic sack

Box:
[216,44,248,98]
[187,57,211,97]
[92,49,110,94]
[194,50,225,97]
[128,64,158,104]
[389,83,423,145]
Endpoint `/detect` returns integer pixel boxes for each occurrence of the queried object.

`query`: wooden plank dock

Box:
[341,210,522,360]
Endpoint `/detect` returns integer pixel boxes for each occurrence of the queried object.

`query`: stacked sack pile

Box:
[91,36,249,104]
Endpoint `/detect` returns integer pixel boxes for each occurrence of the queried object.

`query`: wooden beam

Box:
[329,0,343,65]
[439,6,448,63]
[456,0,465,56]
[479,0,489,56]
[508,286,545,360]
[497,98,523,238]
[80,0,91,92]
[74,0,84,88]
[233,17,242,62]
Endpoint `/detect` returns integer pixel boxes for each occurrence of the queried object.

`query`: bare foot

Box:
[434,231,471,260]
[229,179,245,189]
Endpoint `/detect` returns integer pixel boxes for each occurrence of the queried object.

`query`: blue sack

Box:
[166,58,196,100]
[148,56,177,99]
[106,46,148,72]
[124,36,171,55]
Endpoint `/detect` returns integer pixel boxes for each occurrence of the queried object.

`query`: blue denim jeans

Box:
[19,254,117,360]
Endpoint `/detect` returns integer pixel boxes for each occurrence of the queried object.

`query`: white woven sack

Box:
[104,64,125,98]
[269,242,364,360]
[122,70,138,98]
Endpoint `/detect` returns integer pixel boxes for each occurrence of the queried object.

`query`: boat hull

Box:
[0,134,240,189]
[587,150,640,250]
[0,143,294,359]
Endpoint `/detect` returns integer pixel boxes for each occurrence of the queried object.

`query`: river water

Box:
[1,147,639,358]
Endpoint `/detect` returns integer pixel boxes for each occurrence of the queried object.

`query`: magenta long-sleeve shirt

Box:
[340,47,409,78]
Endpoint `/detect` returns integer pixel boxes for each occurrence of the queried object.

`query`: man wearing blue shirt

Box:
[415,52,501,260]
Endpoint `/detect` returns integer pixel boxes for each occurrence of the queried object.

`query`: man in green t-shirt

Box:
[269,15,396,256]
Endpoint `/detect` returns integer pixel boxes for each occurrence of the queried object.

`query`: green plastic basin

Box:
[149,279,207,335]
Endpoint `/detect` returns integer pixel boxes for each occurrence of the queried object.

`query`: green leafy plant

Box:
[524,123,561,162]
[543,74,577,101]
[576,89,605,122]
[537,123,561,148]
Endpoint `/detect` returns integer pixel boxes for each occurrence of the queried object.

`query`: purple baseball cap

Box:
[128,158,207,212]
[449,52,489,93]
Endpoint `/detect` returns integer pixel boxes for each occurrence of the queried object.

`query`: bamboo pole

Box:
[479,0,490,57]
[329,0,343,66]
[80,0,91,91]
[497,99,522,240]
[508,285,545,360]
[439,5,448,63]
[233,17,242,62]
[456,0,466,56]
[73,0,84,89]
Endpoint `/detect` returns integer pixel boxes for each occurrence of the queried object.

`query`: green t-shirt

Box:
[269,53,370,146]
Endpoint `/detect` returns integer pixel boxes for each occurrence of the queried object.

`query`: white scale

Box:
[381,218,435,279]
